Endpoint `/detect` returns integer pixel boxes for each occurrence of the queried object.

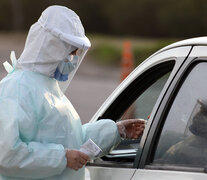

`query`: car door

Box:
[86,46,192,180]
[132,46,207,180]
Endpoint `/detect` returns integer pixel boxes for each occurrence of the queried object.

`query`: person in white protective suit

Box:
[0,5,145,180]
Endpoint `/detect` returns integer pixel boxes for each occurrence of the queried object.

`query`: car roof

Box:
[144,36,207,61]
[159,36,207,53]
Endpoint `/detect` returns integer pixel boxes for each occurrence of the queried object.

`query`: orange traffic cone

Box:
[120,41,134,81]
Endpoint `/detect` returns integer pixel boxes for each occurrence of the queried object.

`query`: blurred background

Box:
[0,0,207,123]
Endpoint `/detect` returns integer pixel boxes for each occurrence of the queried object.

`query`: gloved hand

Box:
[116,119,145,139]
[65,149,89,171]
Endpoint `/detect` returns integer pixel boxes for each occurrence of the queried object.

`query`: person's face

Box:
[64,49,78,62]
[70,49,78,55]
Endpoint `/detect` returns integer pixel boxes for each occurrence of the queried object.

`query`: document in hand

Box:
[79,139,102,158]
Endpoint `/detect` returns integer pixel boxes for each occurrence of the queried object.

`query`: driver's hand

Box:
[116,119,145,139]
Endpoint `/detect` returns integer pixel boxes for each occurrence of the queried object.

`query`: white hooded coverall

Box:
[0,5,121,180]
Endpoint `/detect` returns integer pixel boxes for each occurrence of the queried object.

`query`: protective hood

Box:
[16,5,91,91]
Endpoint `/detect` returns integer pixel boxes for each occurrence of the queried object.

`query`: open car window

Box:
[91,61,175,168]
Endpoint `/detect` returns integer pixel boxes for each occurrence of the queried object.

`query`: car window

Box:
[93,61,175,168]
[153,62,207,168]
[108,73,171,164]
[121,73,170,120]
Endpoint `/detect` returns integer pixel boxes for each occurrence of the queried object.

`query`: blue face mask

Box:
[54,55,79,81]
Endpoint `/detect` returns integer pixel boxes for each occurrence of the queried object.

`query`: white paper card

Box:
[79,139,102,158]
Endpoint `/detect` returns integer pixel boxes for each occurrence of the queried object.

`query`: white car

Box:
[85,37,207,180]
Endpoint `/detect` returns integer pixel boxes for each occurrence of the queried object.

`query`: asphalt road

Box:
[0,33,120,124]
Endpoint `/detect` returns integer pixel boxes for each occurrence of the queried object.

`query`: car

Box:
[85,37,207,180]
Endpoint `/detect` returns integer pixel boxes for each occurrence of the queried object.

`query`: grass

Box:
[87,34,179,66]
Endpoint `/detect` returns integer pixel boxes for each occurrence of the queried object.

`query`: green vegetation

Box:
[89,43,121,65]
[88,35,178,66]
